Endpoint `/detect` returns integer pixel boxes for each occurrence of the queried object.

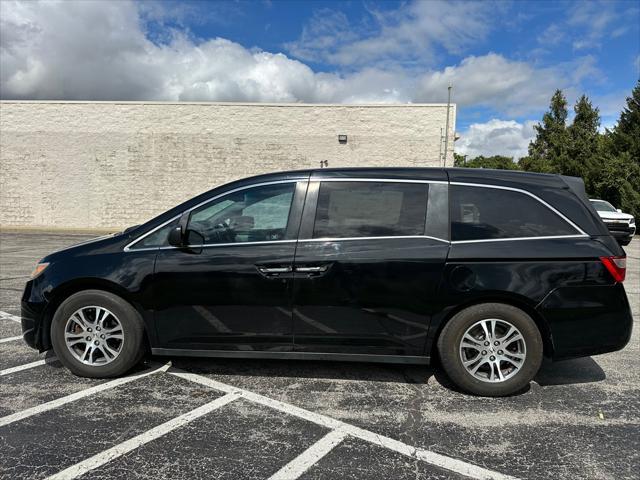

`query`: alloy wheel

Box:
[459,318,526,383]
[64,306,124,366]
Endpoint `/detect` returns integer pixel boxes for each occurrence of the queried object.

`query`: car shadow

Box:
[162,356,437,385]
[534,356,606,386]
[159,354,606,393]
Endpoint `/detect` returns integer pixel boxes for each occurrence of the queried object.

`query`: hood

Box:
[40,232,128,263]
[596,211,634,221]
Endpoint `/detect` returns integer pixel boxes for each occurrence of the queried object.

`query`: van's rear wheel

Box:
[437,303,543,397]
[51,290,144,378]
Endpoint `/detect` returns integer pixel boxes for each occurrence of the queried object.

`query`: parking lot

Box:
[0,232,638,480]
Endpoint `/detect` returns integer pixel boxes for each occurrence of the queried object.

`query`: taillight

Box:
[600,256,626,283]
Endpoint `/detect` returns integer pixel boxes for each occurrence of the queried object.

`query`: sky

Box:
[1,0,638,159]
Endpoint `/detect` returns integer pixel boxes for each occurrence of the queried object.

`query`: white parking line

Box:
[0,362,170,428]
[170,369,519,480]
[170,370,343,430]
[0,311,21,323]
[45,392,239,480]
[0,335,23,343]
[0,356,57,376]
[269,428,348,479]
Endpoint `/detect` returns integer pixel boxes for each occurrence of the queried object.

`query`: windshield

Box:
[590,200,617,212]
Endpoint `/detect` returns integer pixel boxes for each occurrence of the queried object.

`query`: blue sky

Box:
[1,0,639,157]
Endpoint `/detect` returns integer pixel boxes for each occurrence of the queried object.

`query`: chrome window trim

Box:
[449,181,588,236]
[124,179,300,252]
[125,240,298,253]
[450,234,589,245]
[195,240,298,248]
[298,235,449,244]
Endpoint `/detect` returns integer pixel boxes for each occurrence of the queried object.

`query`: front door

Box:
[291,178,450,357]
[152,180,307,352]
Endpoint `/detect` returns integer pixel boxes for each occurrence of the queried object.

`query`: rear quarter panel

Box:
[428,237,625,359]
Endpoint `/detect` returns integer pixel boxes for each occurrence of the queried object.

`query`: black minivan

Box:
[21,168,632,396]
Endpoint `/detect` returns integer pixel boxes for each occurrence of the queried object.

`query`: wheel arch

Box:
[429,294,554,359]
[41,279,152,352]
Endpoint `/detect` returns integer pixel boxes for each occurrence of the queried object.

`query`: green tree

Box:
[608,80,640,165]
[454,154,519,170]
[567,95,601,190]
[596,80,640,220]
[520,89,570,173]
[453,153,467,166]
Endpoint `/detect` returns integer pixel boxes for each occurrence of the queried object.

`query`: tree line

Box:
[454,80,640,220]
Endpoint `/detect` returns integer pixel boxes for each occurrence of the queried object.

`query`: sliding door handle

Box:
[294,265,330,273]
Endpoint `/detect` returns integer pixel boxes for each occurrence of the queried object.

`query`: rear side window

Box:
[451,185,578,241]
[313,182,428,238]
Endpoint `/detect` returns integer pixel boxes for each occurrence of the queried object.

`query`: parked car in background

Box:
[21,168,633,397]
[590,199,636,246]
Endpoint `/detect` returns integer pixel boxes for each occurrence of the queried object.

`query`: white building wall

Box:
[0,101,456,230]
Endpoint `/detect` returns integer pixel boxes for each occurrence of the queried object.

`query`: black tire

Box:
[437,303,543,397]
[51,290,145,378]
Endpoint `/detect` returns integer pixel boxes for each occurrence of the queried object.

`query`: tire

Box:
[437,303,543,397]
[51,290,145,378]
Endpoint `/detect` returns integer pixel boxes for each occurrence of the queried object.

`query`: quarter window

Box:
[450,185,578,241]
[131,218,179,249]
[188,183,296,244]
[313,182,429,238]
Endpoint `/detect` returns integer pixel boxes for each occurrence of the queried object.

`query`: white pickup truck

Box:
[590,199,636,246]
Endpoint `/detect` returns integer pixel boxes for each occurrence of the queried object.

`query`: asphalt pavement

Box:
[0,232,638,479]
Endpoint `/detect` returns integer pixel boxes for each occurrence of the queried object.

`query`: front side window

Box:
[451,185,578,241]
[313,182,428,238]
[188,183,295,244]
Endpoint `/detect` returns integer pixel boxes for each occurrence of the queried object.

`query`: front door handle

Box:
[258,266,292,274]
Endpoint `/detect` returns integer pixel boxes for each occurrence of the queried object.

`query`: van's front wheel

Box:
[51,290,145,378]
[437,303,543,397]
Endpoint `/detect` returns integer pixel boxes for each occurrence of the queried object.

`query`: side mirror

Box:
[167,226,184,247]
[185,228,205,246]
[617,209,622,213]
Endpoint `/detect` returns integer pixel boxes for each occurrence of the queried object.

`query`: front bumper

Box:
[537,283,633,360]
[21,279,49,351]
[603,221,635,242]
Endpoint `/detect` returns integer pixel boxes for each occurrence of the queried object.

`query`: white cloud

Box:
[535,0,637,52]
[286,0,495,69]
[0,0,591,120]
[537,23,564,46]
[568,1,617,50]
[414,54,594,116]
[456,119,537,159]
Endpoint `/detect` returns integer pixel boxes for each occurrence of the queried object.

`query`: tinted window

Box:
[189,183,295,244]
[313,182,428,238]
[451,185,578,241]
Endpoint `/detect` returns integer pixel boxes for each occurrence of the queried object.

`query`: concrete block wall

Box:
[0,101,456,230]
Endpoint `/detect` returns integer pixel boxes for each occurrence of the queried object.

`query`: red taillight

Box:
[600,256,626,283]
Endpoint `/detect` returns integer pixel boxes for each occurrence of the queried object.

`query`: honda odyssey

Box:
[21,168,633,396]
